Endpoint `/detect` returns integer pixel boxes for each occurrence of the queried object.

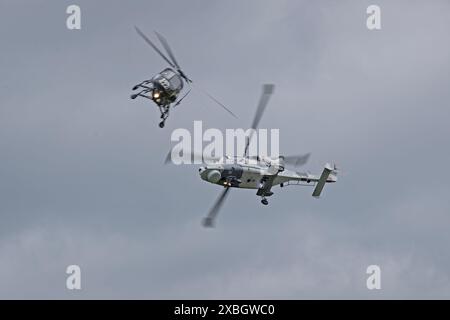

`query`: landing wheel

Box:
[130,94,138,99]
[159,121,165,128]
[132,85,139,91]
[261,198,269,205]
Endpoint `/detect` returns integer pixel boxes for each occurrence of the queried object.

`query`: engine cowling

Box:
[265,156,285,174]
[206,170,222,183]
[277,156,285,172]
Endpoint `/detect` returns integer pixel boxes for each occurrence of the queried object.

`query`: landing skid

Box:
[158,104,170,128]
[130,82,153,100]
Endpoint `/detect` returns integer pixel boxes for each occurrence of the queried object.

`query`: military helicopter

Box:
[166,84,339,227]
[131,27,236,128]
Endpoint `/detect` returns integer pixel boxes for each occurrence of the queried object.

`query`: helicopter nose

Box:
[199,167,207,180]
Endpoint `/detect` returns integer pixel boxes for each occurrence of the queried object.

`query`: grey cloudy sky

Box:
[0,0,450,299]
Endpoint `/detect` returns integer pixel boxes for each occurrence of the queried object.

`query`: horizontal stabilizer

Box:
[312,164,333,198]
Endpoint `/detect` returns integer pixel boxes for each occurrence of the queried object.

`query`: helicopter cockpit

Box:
[151,68,184,104]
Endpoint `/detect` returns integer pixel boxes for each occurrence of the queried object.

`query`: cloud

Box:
[2,186,450,299]
[0,0,450,298]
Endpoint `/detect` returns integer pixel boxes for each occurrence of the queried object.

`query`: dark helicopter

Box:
[131,27,236,128]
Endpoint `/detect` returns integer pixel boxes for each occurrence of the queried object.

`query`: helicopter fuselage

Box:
[149,68,184,106]
[198,157,336,190]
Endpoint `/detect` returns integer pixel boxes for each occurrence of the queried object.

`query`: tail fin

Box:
[312,163,335,198]
[328,163,339,182]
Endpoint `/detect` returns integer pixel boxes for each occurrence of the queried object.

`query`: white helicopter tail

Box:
[312,163,337,198]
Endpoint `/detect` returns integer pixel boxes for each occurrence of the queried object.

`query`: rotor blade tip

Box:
[164,151,172,164]
[263,84,275,94]
[202,217,215,228]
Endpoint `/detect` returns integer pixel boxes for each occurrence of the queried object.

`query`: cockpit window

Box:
[170,75,181,89]
[152,69,182,91]
[161,69,176,79]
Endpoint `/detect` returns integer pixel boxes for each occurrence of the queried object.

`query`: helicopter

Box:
[166,84,339,227]
[131,27,236,128]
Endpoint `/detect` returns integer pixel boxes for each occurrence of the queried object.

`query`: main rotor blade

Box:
[164,148,220,164]
[244,84,275,156]
[202,187,231,228]
[192,83,238,119]
[134,26,176,68]
[251,84,275,130]
[154,31,181,70]
[282,153,311,167]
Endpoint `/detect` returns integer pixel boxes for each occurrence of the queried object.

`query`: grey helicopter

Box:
[166,84,338,227]
[131,27,236,128]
